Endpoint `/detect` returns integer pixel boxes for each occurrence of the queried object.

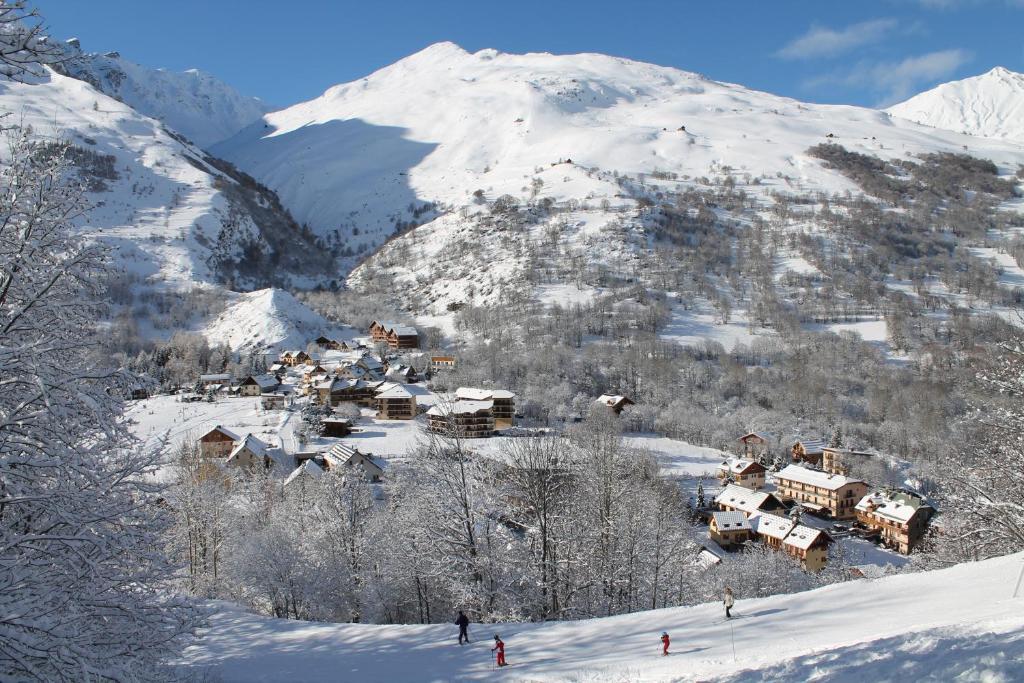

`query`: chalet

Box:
[375,383,417,420]
[855,489,935,554]
[738,432,774,458]
[430,355,456,372]
[356,354,387,379]
[427,400,495,438]
[322,417,353,438]
[774,465,869,520]
[324,442,385,482]
[198,373,231,388]
[791,438,827,466]
[750,513,832,571]
[370,321,420,350]
[315,377,379,407]
[714,484,787,517]
[456,387,515,428]
[314,336,348,351]
[782,525,833,572]
[716,458,767,490]
[386,364,419,384]
[822,447,876,476]
[709,511,753,549]
[279,350,310,367]
[302,364,329,381]
[226,434,274,470]
[750,513,795,550]
[239,374,280,397]
[594,394,635,414]
[198,425,239,458]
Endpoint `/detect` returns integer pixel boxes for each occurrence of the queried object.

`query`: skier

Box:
[492,634,507,667]
[455,610,470,645]
[724,586,735,619]
[660,631,670,656]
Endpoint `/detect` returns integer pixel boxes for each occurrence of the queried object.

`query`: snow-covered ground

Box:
[623,433,730,478]
[660,301,768,350]
[179,551,1024,682]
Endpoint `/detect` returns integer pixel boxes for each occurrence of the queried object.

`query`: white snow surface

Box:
[214,43,1024,276]
[180,551,1024,682]
[0,69,272,287]
[202,288,355,352]
[61,49,270,148]
[888,67,1024,142]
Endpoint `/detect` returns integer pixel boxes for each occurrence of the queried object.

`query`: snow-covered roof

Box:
[793,438,827,455]
[714,484,779,515]
[717,457,765,476]
[776,464,866,491]
[199,373,231,382]
[456,387,514,401]
[244,374,279,390]
[751,513,795,541]
[427,400,494,416]
[203,425,240,441]
[324,442,385,473]
[390,324,418,336]
[712,511,751,532]
[376,384,413,400]
[784,525,830,551]
[596,394,632,407]
[856,490,933,523]
[284,459,325,486]
[227,434,274,466]
[740,431,774,441]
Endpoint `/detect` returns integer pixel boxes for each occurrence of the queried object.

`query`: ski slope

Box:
[180,551,1024,682]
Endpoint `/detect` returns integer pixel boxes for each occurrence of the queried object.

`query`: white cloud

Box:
[805,48,973,105]
[777,19,898,60]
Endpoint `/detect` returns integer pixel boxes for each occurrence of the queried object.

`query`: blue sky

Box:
[37,0,1024,109]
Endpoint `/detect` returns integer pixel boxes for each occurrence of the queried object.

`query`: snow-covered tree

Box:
[0,129,196,679]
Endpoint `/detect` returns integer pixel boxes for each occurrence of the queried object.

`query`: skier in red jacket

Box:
[660,631,670,656]
[492,634,507,667]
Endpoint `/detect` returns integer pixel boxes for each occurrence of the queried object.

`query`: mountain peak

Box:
[887,67,1024,142]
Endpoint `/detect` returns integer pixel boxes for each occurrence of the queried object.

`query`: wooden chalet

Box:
[226,434,274,470]
[198,425,239,458]
[822,447,876,476]
[430,355,456,372]
[322,417,353,438]
[198,373,231,388]
[324,443,385,482]
[855,489,935,554]
[750,513,832,572]
[716,458,767,490]
[279,350,310,367]
[594,393,635,415]
[239,374,280,397]
[774,464,868,520]
[791,438,827,466]
[738,431,774,458]
[369,321,420,350]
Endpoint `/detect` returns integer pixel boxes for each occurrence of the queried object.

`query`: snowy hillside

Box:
[202,288,355,351]
[58,43,270,148]
[213,42,1024,315]
[181,551,1024,682]
[888,67,1024,142]
[0,69,329,290]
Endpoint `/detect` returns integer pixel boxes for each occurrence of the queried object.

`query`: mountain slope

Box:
[180,551,1024,682]
[58,43,270,148]
[887,67,1024,142]
[215,43,1024,295]
[0,68,332,290]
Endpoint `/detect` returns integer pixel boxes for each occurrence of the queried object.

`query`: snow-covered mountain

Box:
[57,42,270,148]
[0,68,331,290]
[887,67,1024,142]
[182,551,1024,682]
[202,288,353,352]
[213,42,1024,315]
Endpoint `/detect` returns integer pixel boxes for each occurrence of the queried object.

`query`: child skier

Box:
[492,634,507,667]
[724,586,735,618]
[660,631,670,656]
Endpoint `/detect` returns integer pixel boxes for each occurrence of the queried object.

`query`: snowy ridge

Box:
[182,551,1024,681]
[0,69,327,290]
[887,67,1024,142]
[202,288,352,351]
[213,43,1024,315]
[58,45,270,148]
